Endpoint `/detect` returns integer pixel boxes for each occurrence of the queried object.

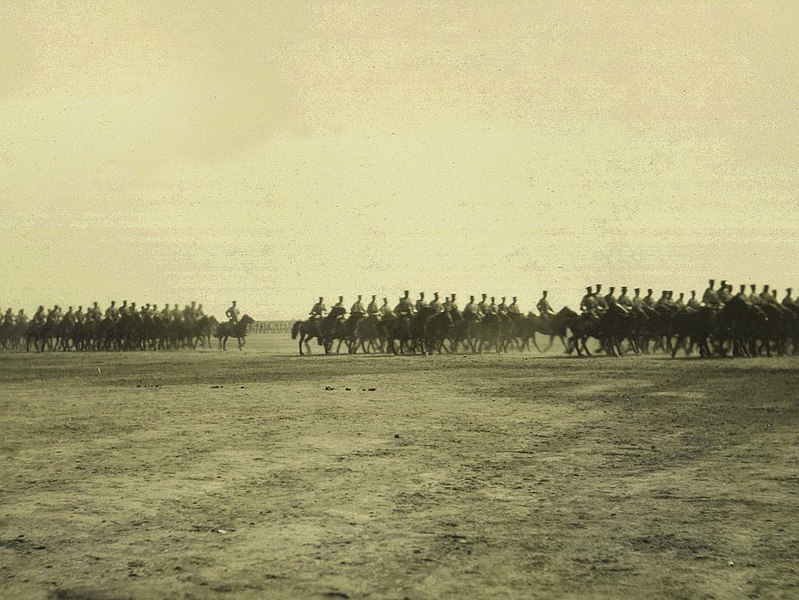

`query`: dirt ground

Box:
[1,335,798,599]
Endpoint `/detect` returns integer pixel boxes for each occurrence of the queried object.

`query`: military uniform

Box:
[464,297,481,318]
[477,295,489,315]
[580,288,596,313]
[536,293,554,317]
[226,302,241,322]
[429,294,443,313]
[686,292,701,310]
[310,299,327,318]
[618,288,632,308]
[782,289,795,308]
[366,297,379,317]
[498,297,509,316]
[702,285,719,308]
[350,297,366,316]
[415,294,429,313]
[380,299,394,318]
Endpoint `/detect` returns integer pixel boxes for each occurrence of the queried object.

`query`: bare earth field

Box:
[1,335,798,599]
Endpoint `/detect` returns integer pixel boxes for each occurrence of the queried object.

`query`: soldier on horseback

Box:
[350,295,365,318]
[508,296,522,318]
[464,295,481,320]
[687,290,701,310]
[594,285,607,310]
[395,290,414,316]
[429,292,443,313]
[225,300,240,324]
[618,287,632,308]
[310,297,327,319]
[415,292,428,313]
[477,294,489,315]
[782,288,795,308]
[105,300,119,321]
[631,288,643,309]
[449,293,459,313]
[498,296,509,317]
[702,279,719,308]
[366,295,379,317]
[718,280,731,304]
[3,308,14,326]
[643,289,655,308]
[537,291,554,318]
[580,286,596,313]
[380,297,394,318]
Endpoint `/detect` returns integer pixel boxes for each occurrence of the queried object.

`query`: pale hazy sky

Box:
[2,2,797,319]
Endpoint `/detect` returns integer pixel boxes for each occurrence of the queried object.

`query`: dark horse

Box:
[291,307,345,356]
[215,314,255,351]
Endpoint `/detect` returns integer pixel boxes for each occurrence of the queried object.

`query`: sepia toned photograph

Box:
[2,2,798,598]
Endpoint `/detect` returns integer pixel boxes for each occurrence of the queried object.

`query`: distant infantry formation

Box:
[0,300,254,352]
[291,281,799,358]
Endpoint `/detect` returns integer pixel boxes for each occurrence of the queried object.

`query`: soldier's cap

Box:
[372,294,376,298]
[787,288,793,292]
[586,286,592,292]
[338,296,343,300]
[595,283,602,288]
[634,288,640,292]
[647,288,653,293]
[692,290,697,294]
[357,294,362,298]
[419,292,425,296]
[720,280,727,285]
[709,279,715,284]
[433,292,439,296]
[482,293,487,297]
[621,286,627,290]
[404,290,409,295]
[543,290,548,294]
[513,296,517,300]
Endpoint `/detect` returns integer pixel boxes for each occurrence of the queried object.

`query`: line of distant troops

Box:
[1,300,213,328]
[305,279,798,323]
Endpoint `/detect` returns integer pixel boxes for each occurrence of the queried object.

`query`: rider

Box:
[675,292,686,308]
[396,290,414,316]
[497,296,509,317]
[105,300,119,321]
[3,308,14,326]
[477,293,489,315]
[380,297,394,318]
[748,284,761,305]
[449,293,459,313]
[594,284,607,310]
[718,280,731,304]
[429,292,443,313]
[631,288,643,309]
[642,289,655,308]
[464,295,481,320]
[508,296,522,318]
[366,295,379,317]
[760,285,776,304]
[536,291,554,318]
[350,295,366,318]
[579,286,596,313]
[617,286,632,308]
[702,279,719,308]
[310,297,327,319]
[603,286,617,307]
[782,288,795,308]
[415,292,429,313]
[225,300,239,324]
[686,290,701,310]
[487,297,498,314]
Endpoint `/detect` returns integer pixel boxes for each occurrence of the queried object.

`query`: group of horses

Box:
[291,298,799,358]
[0,314,255,352]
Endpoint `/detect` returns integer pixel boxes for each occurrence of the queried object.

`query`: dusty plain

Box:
[1,335,798,599]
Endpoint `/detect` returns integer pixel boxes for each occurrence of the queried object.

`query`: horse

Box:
[352,315,384,354]
[380,314,413,355]
[527,308,572,353]
[215,314,255,351]
[291,307,346,356]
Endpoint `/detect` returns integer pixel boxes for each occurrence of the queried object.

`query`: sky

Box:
[2,1,797,319]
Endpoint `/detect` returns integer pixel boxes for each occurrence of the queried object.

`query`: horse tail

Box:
[291,321,301,339]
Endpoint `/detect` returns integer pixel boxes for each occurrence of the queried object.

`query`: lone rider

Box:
[225,300,240,324]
